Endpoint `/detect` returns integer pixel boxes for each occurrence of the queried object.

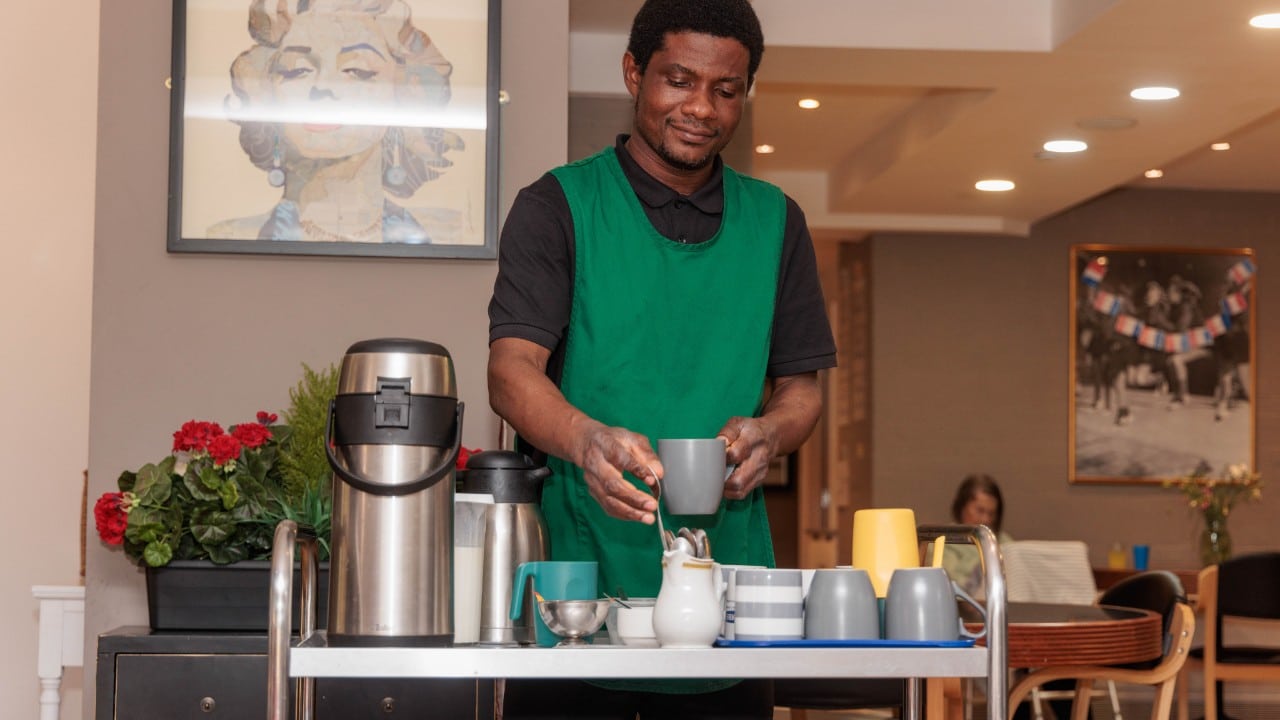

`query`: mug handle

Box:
[509,563,537,620]
[723,464,737,481]
[952,581,988,640]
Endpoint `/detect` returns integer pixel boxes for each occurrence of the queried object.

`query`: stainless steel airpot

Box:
[325,338,463,646]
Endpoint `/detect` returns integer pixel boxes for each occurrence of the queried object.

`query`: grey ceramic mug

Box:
[658,438,734,515]
[804,568,880,640]
[884,567,986,642]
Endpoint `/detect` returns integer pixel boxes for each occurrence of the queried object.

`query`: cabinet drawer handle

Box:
[200,696,216,713]
[381,696,396,713]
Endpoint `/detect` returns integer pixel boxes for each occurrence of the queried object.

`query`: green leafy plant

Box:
[268,362,339,557]
[277,363,339,505]
[94,365,340,567]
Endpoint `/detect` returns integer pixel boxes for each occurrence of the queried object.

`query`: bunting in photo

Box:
[1082,257,1108,286]
[1138,326,1165,349]
[1228,259,1256,284]
[1223,292,1249,315]
[1189,327,1214,348]
[1077,254,1252,356]
[1114,315,1143,337]
[1091,290,1121,316]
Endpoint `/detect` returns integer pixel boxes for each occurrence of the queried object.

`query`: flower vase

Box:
[1199,513,1232,567]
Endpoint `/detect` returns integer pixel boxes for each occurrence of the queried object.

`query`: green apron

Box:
[544,148,786,693]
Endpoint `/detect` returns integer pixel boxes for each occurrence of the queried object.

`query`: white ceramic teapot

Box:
[652,546,722,648]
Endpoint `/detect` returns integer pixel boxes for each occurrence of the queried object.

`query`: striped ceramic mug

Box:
[731,568,804,641]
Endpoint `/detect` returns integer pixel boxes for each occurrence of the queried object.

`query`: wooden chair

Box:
[1009,602,1194,720]
[1003,540,1104,720]
[1176,552,1280,720]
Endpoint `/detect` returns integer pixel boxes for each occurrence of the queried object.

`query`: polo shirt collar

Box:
[614,135,724,215]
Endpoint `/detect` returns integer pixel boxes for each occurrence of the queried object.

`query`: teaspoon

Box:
[647,467,672,552]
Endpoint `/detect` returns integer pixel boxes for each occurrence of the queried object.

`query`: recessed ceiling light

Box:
[1144,169,1164,179]
[755,144,775,154]
[975,179,1015,192]
[1130,86,1180,101]
[1210,142,1231,151]
[1043,139,1088,153]
[1249,13,1280,28]
[797,98,820,110]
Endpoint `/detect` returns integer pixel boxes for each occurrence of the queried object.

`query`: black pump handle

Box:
[325,399,464,496]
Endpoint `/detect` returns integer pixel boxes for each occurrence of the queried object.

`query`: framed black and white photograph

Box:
[1069,245,1256,484]
[167,0,499,258]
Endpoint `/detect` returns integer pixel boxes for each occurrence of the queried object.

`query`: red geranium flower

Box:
[231,422,273,449]
[208,434,243,466]
[457,446,481,470]
[94,492,130,546]
[172,420,224,453]
[256,411,278,425]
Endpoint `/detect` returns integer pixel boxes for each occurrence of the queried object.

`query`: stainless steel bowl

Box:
[536,599,611,647]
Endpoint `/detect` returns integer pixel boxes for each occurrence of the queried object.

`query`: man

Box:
[1162,275,1209,409]
[488,0,835,716]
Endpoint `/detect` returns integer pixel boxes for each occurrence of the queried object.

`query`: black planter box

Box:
[145,560,330,632]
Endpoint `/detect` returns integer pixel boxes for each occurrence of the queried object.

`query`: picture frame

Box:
[167,0,500,259]
[1069,244,1256,484]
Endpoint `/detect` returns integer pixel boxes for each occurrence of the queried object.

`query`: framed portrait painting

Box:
[1069,245,1256,484]
[167,0,500,258]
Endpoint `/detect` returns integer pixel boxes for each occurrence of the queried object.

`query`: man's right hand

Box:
[489,337,662,525]
[573,421,662,524]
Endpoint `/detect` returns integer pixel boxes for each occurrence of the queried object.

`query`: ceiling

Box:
[568,0,1280,236]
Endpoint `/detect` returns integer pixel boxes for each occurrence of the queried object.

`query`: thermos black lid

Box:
[345,338,451,358]
[460,450,550,504]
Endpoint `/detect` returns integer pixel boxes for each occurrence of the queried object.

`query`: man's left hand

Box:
[716,417,779,500]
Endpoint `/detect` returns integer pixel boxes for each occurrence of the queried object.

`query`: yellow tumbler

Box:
[851,508,920,597]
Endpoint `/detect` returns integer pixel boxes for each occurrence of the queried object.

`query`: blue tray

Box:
[715,636,977,648]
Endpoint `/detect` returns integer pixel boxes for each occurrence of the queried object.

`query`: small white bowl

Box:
[606,598,658,647]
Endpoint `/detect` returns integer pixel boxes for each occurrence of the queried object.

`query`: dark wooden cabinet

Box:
[97,627,495,719]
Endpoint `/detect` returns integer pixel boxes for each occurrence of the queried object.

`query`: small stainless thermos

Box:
[459,450,550,645]
[325,338,463,646]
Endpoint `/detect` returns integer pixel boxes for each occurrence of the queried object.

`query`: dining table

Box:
[939,601,1164,720]
[967,602,1163,668]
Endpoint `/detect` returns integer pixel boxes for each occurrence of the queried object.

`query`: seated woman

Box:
[941,475,1087,720]
[942,474,1012,599]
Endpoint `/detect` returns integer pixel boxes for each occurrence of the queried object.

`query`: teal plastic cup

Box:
[509,561,599,647]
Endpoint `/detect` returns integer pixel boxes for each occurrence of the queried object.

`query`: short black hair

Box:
[950,474,1004,533]
[626,0,765,86]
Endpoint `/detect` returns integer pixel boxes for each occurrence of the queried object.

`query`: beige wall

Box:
[0,0,99,718]
[82,1,567,715]
[870,188,1277,568]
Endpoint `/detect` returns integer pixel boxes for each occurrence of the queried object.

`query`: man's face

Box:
[624,31,749,173]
